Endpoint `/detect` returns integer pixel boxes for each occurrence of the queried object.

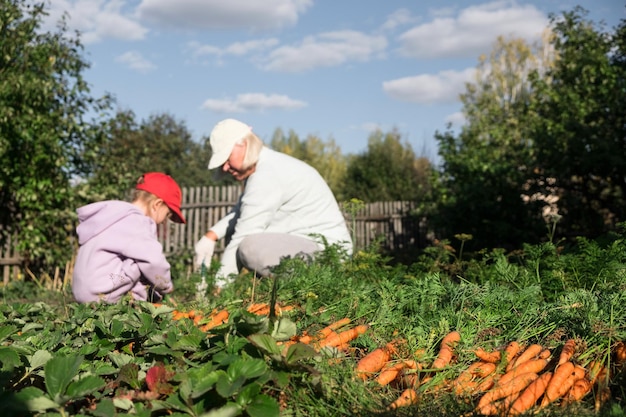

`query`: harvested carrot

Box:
[510,344,543,368]
[558,339,577,366]
[356,342,397,380]
[432,330,461,369]
[199,309,229,331]
[503,341,522,370]
[538,349,551,359]
[475,347,501,363]
[613,341,626,365]
[509,371,552,415]
[498,358,549,386]
[317,324,368,349]
[376,362,407,386]
[317,318,352,339]
[587,360,606,385]
[387,388,417,410]
[476,372,538,415]
[474,373,497,394]
[540,361,579,407]
[453,361,496,396]
[563,377,592,404]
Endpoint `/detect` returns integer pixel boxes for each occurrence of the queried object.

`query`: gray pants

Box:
[237,233,320,277]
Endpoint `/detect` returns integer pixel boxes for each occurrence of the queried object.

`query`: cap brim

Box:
[168,205,186,224]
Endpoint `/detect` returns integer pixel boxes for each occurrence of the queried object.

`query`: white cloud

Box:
[383,67,476,104]
[380,8,416,32]
[137,0,312,31]
[445,111,466,127]
[115,51,156,73]
[187,38,280,59]
[201,93,307,113]
[46,0,148,44]
[398,0,547,59]
[260,30,387,72]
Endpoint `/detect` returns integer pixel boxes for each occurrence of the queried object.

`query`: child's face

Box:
[150,200,172,225]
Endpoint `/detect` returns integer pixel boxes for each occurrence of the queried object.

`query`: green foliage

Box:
[77,110,216,203]
[0,0,111,268]
[530,8,626,238]
[434,34,550,250]
[2,231,626,415]
[342,129,433,202]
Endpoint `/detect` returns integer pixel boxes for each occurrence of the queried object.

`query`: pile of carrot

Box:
[355,331,622,415]
[279,317,369,353]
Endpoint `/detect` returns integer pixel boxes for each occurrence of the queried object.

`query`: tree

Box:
[530,8,626,238]
[434,33,556,250]
[0,0,111,269]
[341,129,432,202]
[78,110,216,202]
[270,128,347,199]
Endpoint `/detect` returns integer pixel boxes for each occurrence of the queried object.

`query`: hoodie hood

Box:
[76,200,146,245]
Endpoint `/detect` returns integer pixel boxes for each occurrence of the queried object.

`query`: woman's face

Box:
[222,141,255,181]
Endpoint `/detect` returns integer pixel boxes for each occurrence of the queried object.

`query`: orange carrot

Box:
[503,341,522,370]
[317,324,368,349]
[613,341,626,365]
[558,339,577,366]
[199,309,229,331]
[509,371,552,415]
[317,318,352,339]
[376,362,407,386]
[432,330,461,369]
[475,347,501,363]
[476,372,538,414]
[387,388,417,410]
[474,373,497,393]
[510,344,543,368]
[356,342,397,380]
[499,358,549,386]
[563,377,592,404]
[538,349,551,359]
[587,360,605,385]
[453,362,496,396]
[540,361,578,407]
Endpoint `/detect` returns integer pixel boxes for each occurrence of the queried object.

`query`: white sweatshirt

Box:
[210,147,352,277]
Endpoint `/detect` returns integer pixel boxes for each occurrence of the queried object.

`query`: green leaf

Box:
[235,382,261,407]
[215,372,244,398]
[247,333,282,356]
[44,354,83,403]
[201,402,242,417]
[0,347,22,371]
[270,317,297,341]
[0,325,17,342]
[190,370,221,399]
[29,350,52,371]
[66,375,106,399]
[245,394,280,417]
[283,343,318,365]
[14,387,57,413]
[227,358,267,381]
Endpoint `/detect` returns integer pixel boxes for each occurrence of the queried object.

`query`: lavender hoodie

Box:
[72,200,173,303]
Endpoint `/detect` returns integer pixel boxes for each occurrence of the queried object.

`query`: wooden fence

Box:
[1,185,424,281]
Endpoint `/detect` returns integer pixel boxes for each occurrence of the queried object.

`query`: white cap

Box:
[208,119,252,169]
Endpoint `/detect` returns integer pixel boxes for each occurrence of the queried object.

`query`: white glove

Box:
[194,236,216,271]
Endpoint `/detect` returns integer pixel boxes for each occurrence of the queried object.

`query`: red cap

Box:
[135,172,186,223]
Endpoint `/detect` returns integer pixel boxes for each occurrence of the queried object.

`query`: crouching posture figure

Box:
[194,118,352,288]
[73,172,185,303]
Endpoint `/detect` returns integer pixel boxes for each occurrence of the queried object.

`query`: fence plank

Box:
[1,186,423,277]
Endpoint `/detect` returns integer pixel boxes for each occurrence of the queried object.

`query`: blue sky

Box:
[44,0,624,162]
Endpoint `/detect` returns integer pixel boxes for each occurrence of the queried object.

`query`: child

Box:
[72,172,186,303]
